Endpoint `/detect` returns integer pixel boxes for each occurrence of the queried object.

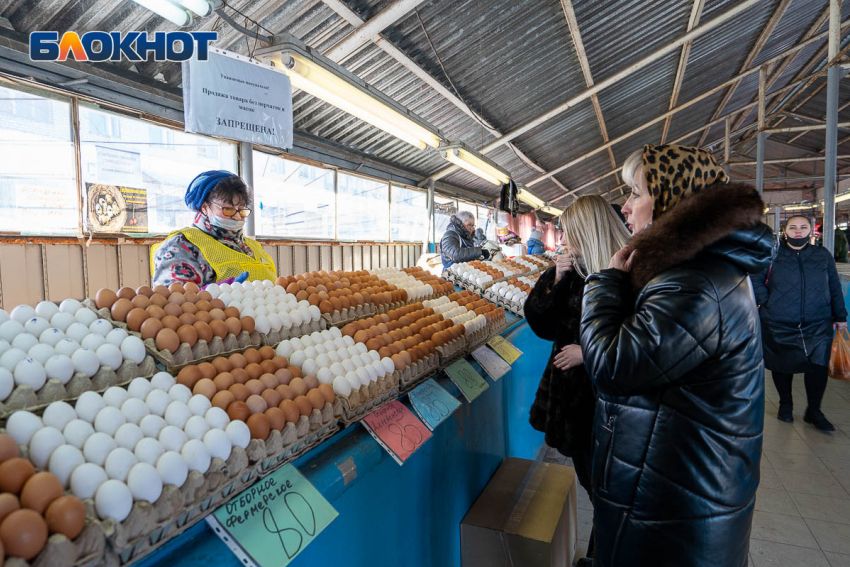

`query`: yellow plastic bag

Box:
[828,329,850,381]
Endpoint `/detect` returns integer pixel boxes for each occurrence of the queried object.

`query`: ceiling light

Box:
[439,144,510,186]
[541,205,564,216]
[516,185,545,208]
[784,204,815,210]
[171,0,212,16]
[130,0,191,26]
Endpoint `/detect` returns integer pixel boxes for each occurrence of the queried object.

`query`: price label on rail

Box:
[362,401,432,465]
[209,464,337,567]
[409,378,461,430]
[445,359,490,402]
[471,345,512,381]
[487,335,523,364]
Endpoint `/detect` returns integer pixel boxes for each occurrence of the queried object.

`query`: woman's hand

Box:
[835,322,848,331]
[553,344,583,370]
[554,255,573,283]
[608,247,636,272]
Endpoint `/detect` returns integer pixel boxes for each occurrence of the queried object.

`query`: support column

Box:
[239,141,255,237]
[756,132,765,195]
[824,0,842,254]
[426,179,435,253]
[724,116,731,175]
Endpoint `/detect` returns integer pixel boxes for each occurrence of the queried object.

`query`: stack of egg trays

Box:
[100,399,342,566]
[462,324,492,354]
[398,351,441,394]
[320,303,378,329]
[336,371,400,427]
[434,332,468,367]
[257,318,326,349]
[2,514,105,567]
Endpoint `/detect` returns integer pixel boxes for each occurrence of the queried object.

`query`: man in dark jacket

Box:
[440,211,488,270]
[581,144,775,567]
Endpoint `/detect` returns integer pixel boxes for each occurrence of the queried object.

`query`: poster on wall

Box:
[183,49,293,149]
[85,183,148,233]
[96,146,142,186]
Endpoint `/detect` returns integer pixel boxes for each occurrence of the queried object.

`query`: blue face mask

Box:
[210,215,245,232]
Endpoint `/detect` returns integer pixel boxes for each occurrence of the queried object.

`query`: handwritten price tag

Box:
[444,359,490,402]
[211,464,338,567]
[471,345,512,380]
[408,378,461,430]
[361,401,433,465]
[487,335,522,364]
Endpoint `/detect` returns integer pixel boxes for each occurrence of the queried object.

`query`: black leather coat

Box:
[440,217,482,269]
[580,184,774,567]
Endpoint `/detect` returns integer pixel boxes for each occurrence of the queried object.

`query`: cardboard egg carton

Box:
[3,519,106,567]
[257,318,326,348]
[320,303,377,328]
[336,372,400,426]
[463,325,492,353]
[398,352,440,393]
[435,334,468,365]
[0,356,157,422]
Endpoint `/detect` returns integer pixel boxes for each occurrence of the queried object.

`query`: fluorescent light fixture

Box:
[171,0,210,16]
[516,185,545,208]
[130,0,190,25]
[541,205,564,216]
[439,144,510,186]
[837,192,850,203]
[784,204,816,210]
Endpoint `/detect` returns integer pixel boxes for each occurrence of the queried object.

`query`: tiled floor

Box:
[545,372,850,566]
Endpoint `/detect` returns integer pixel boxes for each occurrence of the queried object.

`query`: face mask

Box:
[786,235,809,247]
[210,215,245,231]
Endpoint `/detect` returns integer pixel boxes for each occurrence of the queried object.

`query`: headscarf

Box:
[530,228,543,240]
[184,170,240,212]
[640,144,728,219]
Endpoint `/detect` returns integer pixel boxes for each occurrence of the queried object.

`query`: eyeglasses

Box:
[212,202,252,219]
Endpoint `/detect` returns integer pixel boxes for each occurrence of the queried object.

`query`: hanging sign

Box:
[445,359,489,402]
[408,378,461,431]
[487,335,523,364]
[471,345,512,380]
[361,401,432,465]
[183,48,293,148]
[95,146,142,186]
[209,464,337,567]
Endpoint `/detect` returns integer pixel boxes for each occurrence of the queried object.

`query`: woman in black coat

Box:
[580,144,775,567]
[751,215,847,431]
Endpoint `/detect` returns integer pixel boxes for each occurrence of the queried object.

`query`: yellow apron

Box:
[150,227,277,282]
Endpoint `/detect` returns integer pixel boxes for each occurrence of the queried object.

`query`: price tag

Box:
[210,464,338,567]
[487,335,523,364]
[361,401,433,465]
[471,345,512,380]
[444,359,490,402]
[408,378,462,430]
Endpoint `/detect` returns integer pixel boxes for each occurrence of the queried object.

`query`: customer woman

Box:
[440,210,489,270]
[525,196,630,566]
[580,144,775,567]
[151,170,276,287]
[751,216,847,431]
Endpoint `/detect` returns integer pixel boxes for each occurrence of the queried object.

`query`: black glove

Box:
[481,248,491,260]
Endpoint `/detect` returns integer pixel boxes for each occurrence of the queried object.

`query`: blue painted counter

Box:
[135,317,550,567]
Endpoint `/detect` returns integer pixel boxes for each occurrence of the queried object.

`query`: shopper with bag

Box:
[752,215,848,431]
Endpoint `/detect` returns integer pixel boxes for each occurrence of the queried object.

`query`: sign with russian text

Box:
[471,345,512,381]
[211,464,337,567]
[445,359,489,402]
[361,401,432,465]
[183,49,293,148]
[96,146,141,186]
[408,378,461,431]
[487,335,522,364]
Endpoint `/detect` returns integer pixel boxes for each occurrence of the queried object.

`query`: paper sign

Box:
[487,335,523,364]
[96,146,141,186]
[85,183,148,233]
[471,345,512,381]
[361,401,432,465]
[211,464,337,567]
[408,379,461,430]
[445,359,490,402]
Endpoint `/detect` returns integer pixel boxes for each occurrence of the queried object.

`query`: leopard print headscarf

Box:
[641,144,728,219]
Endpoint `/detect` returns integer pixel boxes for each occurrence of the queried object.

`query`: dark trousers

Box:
[571,445,595,559]
[772,365,829,411]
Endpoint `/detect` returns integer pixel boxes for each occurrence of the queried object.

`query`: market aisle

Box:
[548,371,850,567]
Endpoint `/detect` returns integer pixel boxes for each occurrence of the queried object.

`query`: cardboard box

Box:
[461,458,577,567]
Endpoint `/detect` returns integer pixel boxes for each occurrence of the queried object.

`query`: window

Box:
[391,185,426,242]
[477,206,495,240]
[433,196,456,244]
[0,84,77,234]
[253,152,335,239]
[337,173,389,241]
[79,104,238,234]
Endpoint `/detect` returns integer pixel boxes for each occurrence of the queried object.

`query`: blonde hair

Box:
[559,195,631,279]
[622,148,644,190]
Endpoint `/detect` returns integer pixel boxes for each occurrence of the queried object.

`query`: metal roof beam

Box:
[661,0,705,144]
[324,0,428,63]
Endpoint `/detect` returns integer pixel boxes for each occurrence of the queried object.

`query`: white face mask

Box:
[210,215,245,231]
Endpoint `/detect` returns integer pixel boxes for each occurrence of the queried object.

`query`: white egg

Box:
[381,357,395,374]
[317,367,333,384]
[329,362,345,376]
[371,360,386,378]
[26,343,54,365]
[276,341,293,358]
[95,406,126,436]
[48,444,85,487]
[105,328,129,347]
[254,306,268,317]
[289,337,304,351]
[343,336,355,347]
[165,401,191,428]
[302,359,318,376]
[204,407,229,430]
[355,342,368,355]
[50,312,76,333]
[315,354,331,369]
[139,414,167,439]
[14,358,46,390]
[70,463,108,499]
[267,313,283,332]
[53,338,80,358]
[182,439,211,473]
[23,318,49,340]
[7,411,43,446]
[330,326,342,339]
[96,343,122,369]
[145,389,171,417]
[59,299,82,315]
[113,423,144,452]
[225,420,250,449]
[321,330,333,342]
[279,313,293,329]
[364,364,378,383]
[333,337,347,350]
[75,391,106,423]
[254,315,271,335]
[43,401,77,430]
[203,428,232,461]
[187,394,211,417]
[184,415,210,440]
[355,367,370,386]
[289,310,303,327]
[71,348,99,378]
[303,347,318,361]
[63,419,95,449]
[333,376,352,397]
[359,353,372,367]
[158,425,188,453]
[35,301,59,321]
[64,322,90,343]
[0,339,9,358]
[205,283,221,298]
[74,308,98,327]
[88,319,112,337]
[135,437,165,465]
[103,386,130,408]
[123,379,150,402]
[344,371,360,390]
[156,451,188,487]
[28,426,65,468]
[327,351,341,363]
[299,335,314,348]
[289,350,306,367]
[313,343,327,356]
[10,305,36,324]
[308,305,321,321]
[121,336,145,365]
[369,350,380,362]
[104,447,137,482]
[95,480,133,521]
[168,384,192,404]
[240,308,255,319]
[81,334,106,351]
[120,398,150,424]
[0,310,7,325]
[0,368,12,401]
[341,360,355,373]
[151,372,176,391]
[0,320,24,343]
[218,292,233,305]
[127,462,162,503]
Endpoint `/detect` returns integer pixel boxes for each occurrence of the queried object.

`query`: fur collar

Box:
[626,183,766,289]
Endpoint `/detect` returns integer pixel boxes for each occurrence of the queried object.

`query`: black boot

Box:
[777,404,794,423]
[804,408,836,432]
[576,559,593,566]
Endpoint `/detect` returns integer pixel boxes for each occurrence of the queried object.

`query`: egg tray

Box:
[462,325,492,354]
[256,318,326,348]
[320,303,378,329]
[398,352,441,393]
[0,355,158,423]
[435,335,469,367]
[3,519,107,567]
[483,291,524,318]
[337,372,400,426]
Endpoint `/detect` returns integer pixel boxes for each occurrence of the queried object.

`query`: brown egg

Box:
[224,317,241,336]
[245,363,263,381]
[240,316,255,334]
[193,378,217,399]
[193,321,213,343]
[195,311,212,324]
[378,346,392,359]
[287,366,302,378]
[318,383,335,404]
[245,395,268,414]
[178,313,196,327]
[247,413,270,440]
[353,330,369,344]
[229,353,247,369]
[261,389,282,409]
[184,292,199,305]
[145,305,166,320]
[365,338,381,352]
[274,368,293,386]
[150,293,168,308]
[95,288,118,310]
[279,399,299,423]
[243,348,262,365]
[161,315,181,331]
[0,508,47,559]
[306,389,325,410]
[125,308,149,332]
[209,320,228,339]
[136,285,154,298]
[276,384,295,401]
[212,390,235,410]
[391,353,407,372]
[163,303,183,318]
[231,368,250,384]
[339,296,351,309]
[319,300,333,314]
[330,297,342,311]
[168,292,185,305]
[155,328,180,353]
[183,282,200,294]
[116,286,135,300]
[265,407,286,431]
[271,356,288,370]
[259,360,277,376]
[245,379,264,396]
[303,375,319,390]
[0,434,19,463]
[44,496,85,539]
[168,283,185,294]
[177,366,202,389]
[289,377,308,397]
[210,299,226,310]
[0,493,19,526]
[227,400,250,421]
[196,300,212,312]
[294,396,313,416]
[223,307,239,320]
[0,459,34,494]
[131,294,151,310]
[176,325,198,347]
[295,290,308,302]
[192,362,213,380]
[153,285,170,297]
[110,298,133,322]
[209,309,226,321]
[254,346,272,361]
[208,357,231,374]
[20,472,63,514]
[260,373,278,390]
[198,291,213,303]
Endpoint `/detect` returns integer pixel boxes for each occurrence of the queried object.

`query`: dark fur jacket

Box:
[525,267,596,458]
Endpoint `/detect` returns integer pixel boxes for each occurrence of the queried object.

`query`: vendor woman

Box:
[151,170,276,287]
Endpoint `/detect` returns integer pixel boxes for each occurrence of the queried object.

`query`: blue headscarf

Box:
[184,170,240,212]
